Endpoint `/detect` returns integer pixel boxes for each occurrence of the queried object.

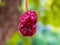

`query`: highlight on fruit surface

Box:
[18,10,38,36]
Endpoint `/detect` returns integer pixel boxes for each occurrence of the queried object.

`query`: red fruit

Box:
[18,10,37,36]
[20,10,37,26]
[18,24,36,36]
[20,14,31,26]
[30,11,37,25]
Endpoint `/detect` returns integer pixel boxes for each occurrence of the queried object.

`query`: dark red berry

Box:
[18,23,36,36]
[18,10,37,36]
[20,10,37,26]
[20,13,31,26]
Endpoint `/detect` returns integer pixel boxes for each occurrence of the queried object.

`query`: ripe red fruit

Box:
[18,10,37,36]
[18,24,36,36]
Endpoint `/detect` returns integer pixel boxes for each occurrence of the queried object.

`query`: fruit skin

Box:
[18,10,37,36]
[18,24,36,36]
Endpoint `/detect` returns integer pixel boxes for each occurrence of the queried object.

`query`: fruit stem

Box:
[26,0,28,12]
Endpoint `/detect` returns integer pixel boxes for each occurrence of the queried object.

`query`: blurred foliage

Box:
[0,0,5,6]
[5,32,21,45]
